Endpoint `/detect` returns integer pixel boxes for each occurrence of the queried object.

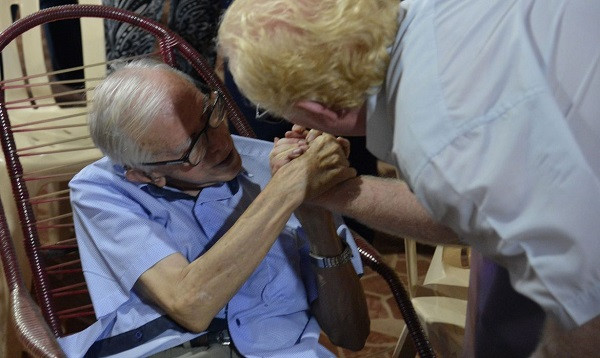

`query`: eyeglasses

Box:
[141,91,227,167]
[255,104,285,124]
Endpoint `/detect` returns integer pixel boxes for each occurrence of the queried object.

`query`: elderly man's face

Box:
[144,73,242,190]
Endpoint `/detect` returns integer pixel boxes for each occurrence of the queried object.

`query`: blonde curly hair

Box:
[218,0,400,118]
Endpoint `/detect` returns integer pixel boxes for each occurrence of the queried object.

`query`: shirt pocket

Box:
[260,227,309,310]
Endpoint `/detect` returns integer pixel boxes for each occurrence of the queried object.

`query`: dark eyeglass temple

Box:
[255,104,285,124]
[255,104,269,120]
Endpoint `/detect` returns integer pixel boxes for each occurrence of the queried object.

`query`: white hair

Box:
[89,58,197,168]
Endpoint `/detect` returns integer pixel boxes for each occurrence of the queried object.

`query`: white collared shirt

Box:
[368,0,600,329]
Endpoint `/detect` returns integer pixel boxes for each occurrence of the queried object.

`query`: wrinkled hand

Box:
[285,125,351,158]
[270,125,351,176]
[274,133,357,201]
[284,124,309,139]
[269,137,308,175]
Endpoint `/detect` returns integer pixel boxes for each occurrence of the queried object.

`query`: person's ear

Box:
[125,168,167,187]
[294,100,340,121]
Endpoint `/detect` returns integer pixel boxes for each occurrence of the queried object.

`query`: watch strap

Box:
[309,243,353,269]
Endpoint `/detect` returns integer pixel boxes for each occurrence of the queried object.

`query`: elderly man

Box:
[58,59,369,357]
[219,0,600,356]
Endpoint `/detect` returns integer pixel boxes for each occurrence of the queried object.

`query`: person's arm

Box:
[280,125,458,245]
[135,178,301,332]
[135,134,356,332]
[313,175,459,245]
[294,205,370,351]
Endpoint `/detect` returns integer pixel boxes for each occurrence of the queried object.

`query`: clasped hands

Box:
[269,124,355,202]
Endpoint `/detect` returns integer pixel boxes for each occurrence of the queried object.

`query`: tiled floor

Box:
[319,233,435,358]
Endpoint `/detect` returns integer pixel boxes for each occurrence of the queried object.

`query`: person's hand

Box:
[284,124,309,140]
[274,133,357,201]
[269,137,308,175]
[285,125,322,143]
[285,124,351,158]
[269,125,312,175]
[336,136,351,159]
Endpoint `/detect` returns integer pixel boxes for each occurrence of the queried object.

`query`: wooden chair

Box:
[0,4,434,357]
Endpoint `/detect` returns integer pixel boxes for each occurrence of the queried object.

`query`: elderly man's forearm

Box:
[143,172,306,332]
[295,207,370,350]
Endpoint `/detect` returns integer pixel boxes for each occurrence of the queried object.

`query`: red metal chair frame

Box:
[0,197,65,357]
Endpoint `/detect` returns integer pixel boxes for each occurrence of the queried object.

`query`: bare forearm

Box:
[314,175,459,245]
[143,134,357,332]
[165,176,303,331]
[295,207,370,350]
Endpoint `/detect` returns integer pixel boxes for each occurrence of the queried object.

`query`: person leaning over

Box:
[218,0,600,356]
[58,59,369,357]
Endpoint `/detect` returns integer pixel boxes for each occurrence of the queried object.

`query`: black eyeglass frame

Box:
[140,90,226,167]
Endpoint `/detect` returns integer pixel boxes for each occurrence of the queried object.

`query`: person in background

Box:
[40,0,83,87]
[218,0,600,356]
[103,0,221,70]
[59,59,369,357]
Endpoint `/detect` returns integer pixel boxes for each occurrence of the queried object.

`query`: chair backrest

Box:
[1,4,434,358]
[0,0,105,105]
[397,238,470,356]
[1,2,104,356]
[421,244,470,298]
[405,240,470,299]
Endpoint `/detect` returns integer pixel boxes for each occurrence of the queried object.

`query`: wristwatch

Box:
[309,243,353,269]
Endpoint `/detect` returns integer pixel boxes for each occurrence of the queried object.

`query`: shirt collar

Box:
[113,163,251,202]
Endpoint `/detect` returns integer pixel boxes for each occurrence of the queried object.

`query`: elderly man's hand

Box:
[273,133,356,201]
[269,124,351,175]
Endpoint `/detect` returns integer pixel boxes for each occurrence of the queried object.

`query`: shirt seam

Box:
[412,85,548,183]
